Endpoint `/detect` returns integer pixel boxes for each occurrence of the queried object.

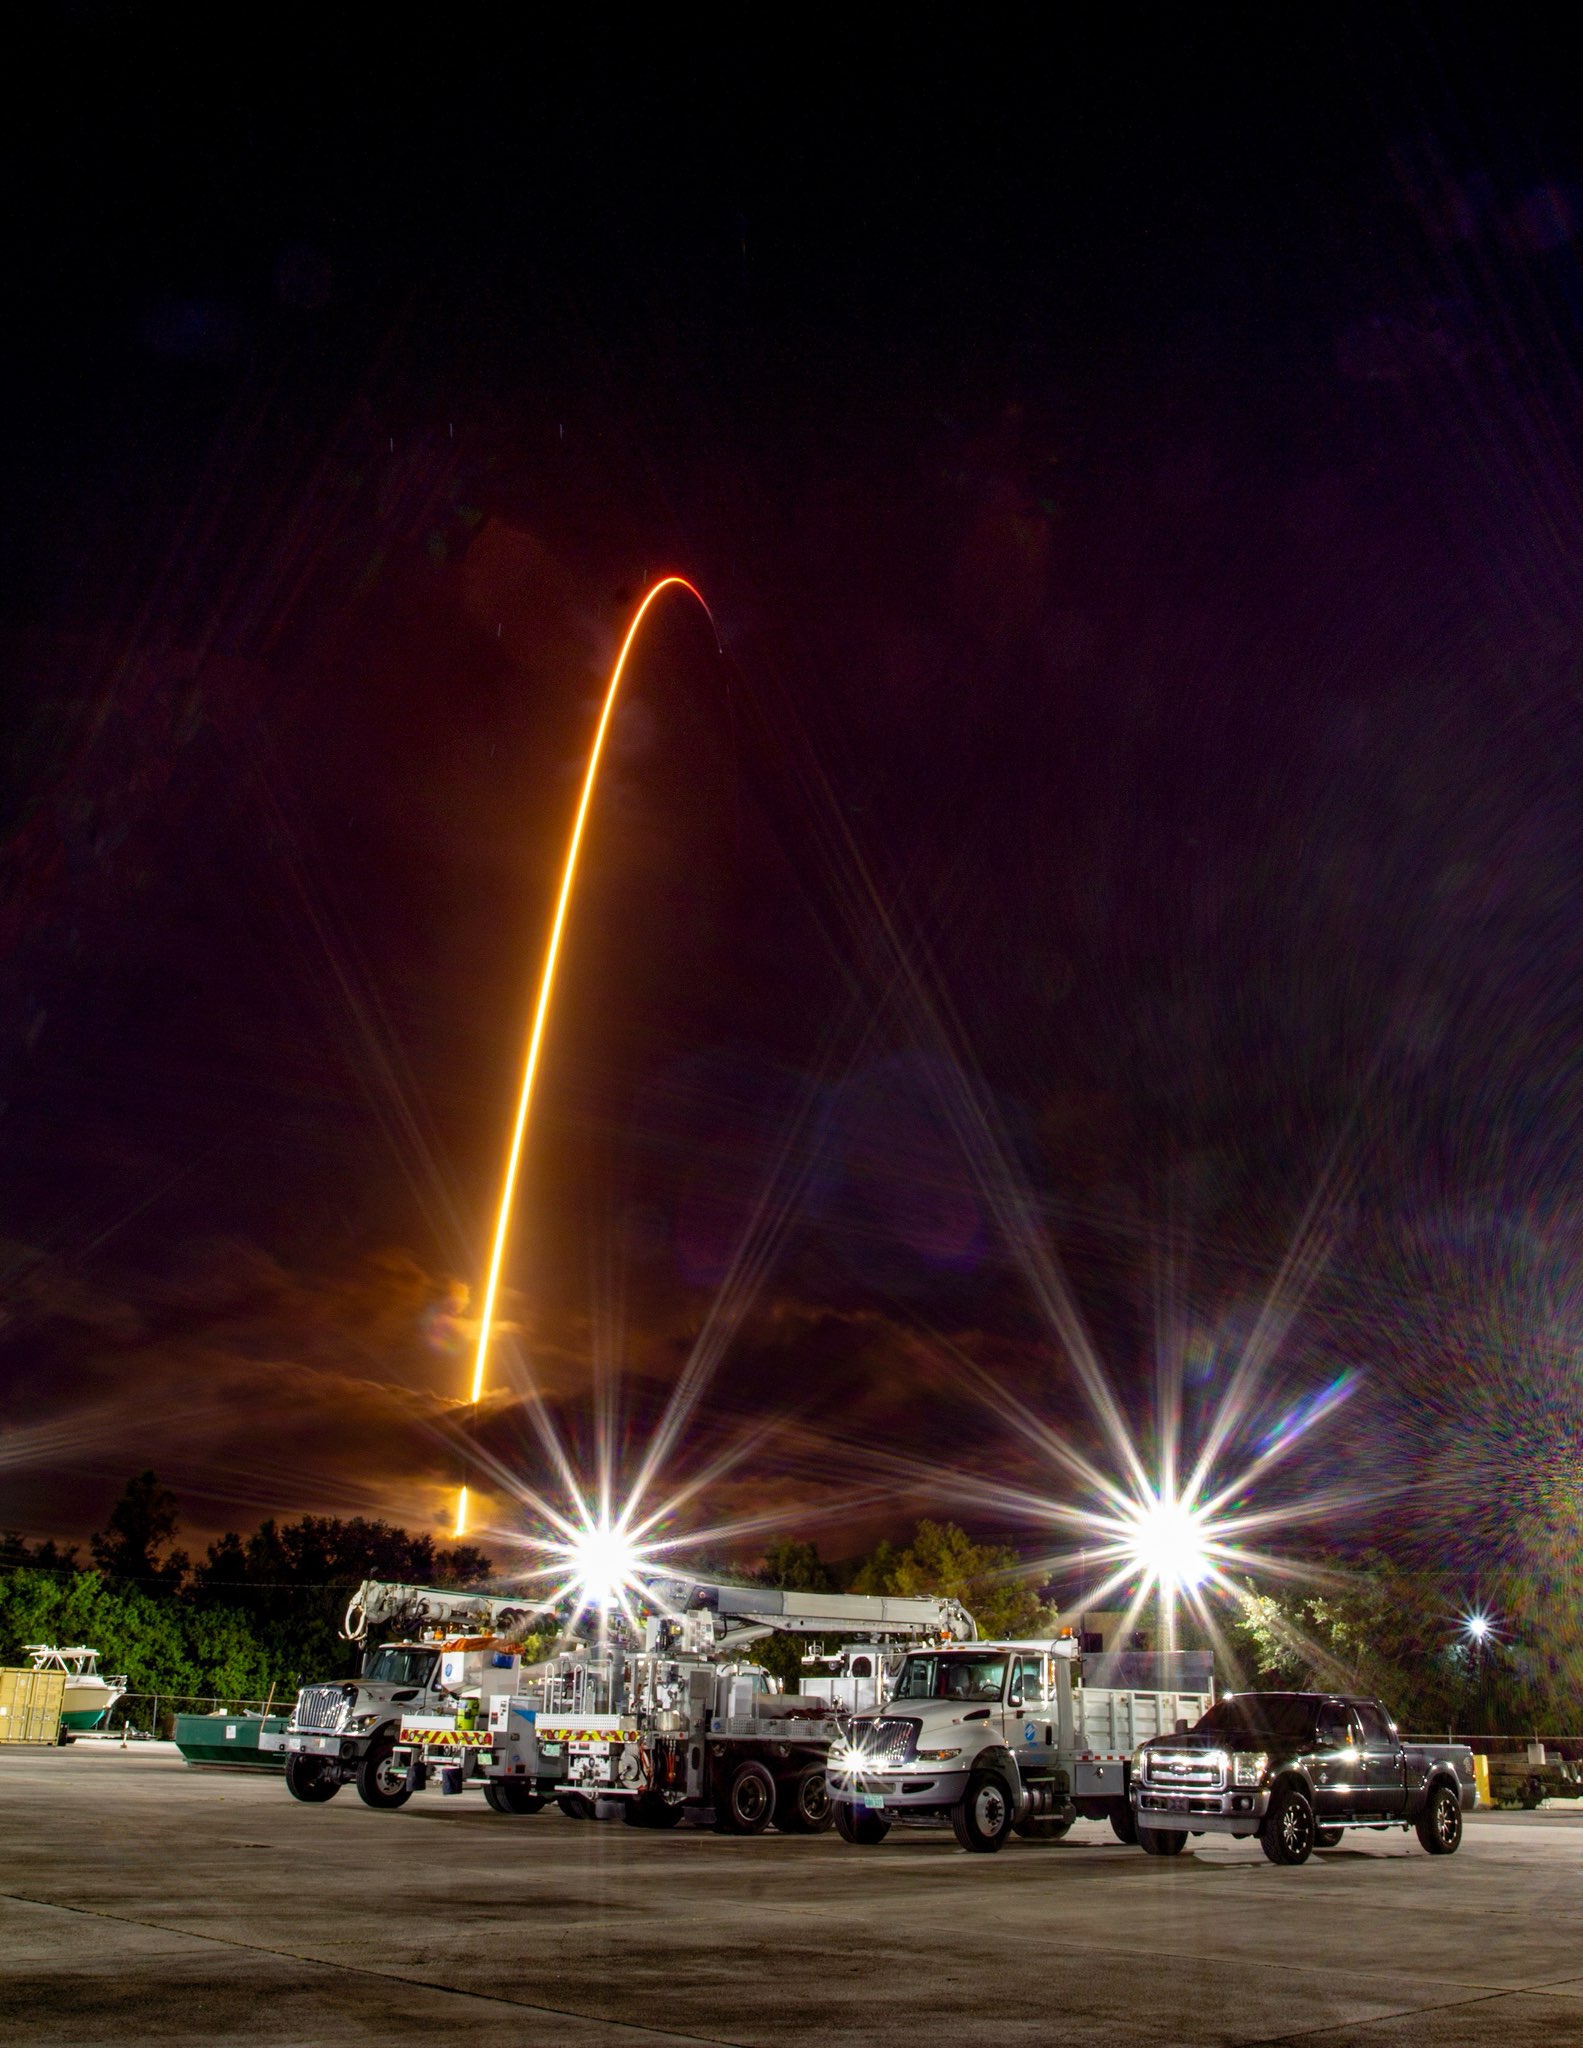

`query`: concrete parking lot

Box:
[3,1745,1582,2046]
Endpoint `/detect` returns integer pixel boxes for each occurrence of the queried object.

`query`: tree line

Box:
[2,1475,1573,1734]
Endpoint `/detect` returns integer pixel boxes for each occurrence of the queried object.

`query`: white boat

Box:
[25,1646,127,1732]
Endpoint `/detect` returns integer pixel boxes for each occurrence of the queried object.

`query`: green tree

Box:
[1223,1555,1494,1732]
[0,1532,80,1571]
[757,1540,835,1593]
[851,1519,1049,1639]
[90,1472,188,1588]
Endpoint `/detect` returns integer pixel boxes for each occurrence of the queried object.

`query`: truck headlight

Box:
[1232,1751,1268,1787]
[348,1713,383,1733]
[1131,1747,1147,1779]
[916,1747,963,1761]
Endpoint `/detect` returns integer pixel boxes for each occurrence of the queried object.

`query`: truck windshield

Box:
[362,1648,436,1686]
[893,1654,1009,1701]
[1194,1696,1316,1744]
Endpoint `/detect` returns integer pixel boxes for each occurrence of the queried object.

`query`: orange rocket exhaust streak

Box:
[456,578,712,1536]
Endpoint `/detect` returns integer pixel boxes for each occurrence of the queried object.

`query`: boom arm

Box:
[341,1580,549,1643]
[640,1573,977,1646]
[341,1573,977,1648]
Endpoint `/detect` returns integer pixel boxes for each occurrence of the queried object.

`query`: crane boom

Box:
[642,1574,976,1643]
[341,1572,976,1647]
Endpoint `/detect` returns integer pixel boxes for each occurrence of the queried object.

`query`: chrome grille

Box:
[293,1685,349,1734]
[1145,1749,1223,1790]
[854,1717,918,1768]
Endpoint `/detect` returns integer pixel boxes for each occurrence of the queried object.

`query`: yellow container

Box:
[1471,1753,1491,1809]
[0,1667,67,1744]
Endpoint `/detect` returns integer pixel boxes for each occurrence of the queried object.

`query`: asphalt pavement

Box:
[3,1744,1582,2045]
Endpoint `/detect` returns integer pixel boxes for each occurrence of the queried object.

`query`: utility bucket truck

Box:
[827,1639,1213,1852]
[292,1575,978,1833]
[280,1581,546,1807]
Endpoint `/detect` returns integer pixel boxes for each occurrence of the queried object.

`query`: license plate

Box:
[861,1795,886,1810]
[1164,1795,1190,1811]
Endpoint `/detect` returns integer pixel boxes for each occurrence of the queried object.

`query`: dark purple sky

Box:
[4,11,1583,1585]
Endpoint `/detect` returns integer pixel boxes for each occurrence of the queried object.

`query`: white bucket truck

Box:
[391,1574,978,1833]
[280,1582,545,1809]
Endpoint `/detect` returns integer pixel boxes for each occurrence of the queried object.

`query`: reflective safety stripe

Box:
[537,1727,640,1743]
[400,1726,494,1748]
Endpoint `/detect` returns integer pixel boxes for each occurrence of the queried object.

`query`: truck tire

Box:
[1315,1826,1345,1849]
[833,1801,891,1845]
[774,1767,834,1834]
[1415,1782,1463,1855]
[718,1759,777,1834]
[285,1755,340,1803]
[951,1772,1017,1853]
[557,1793,597,1820]
[623,1793,685,1828]
[484,1780,546,1815]
[355,1739,412,1810]
[1137,1823,1187,1856]
[1110,1801,1138,1845]
[1259,1782,1315,1865]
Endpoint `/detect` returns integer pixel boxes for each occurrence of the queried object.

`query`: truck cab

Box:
[282,1641,447,1809]
[829,1641,1083,1853]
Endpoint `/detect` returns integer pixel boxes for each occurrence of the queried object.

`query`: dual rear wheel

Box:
[716,1760,834,1835]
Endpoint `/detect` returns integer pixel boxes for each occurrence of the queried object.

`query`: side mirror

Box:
[1008,1690,1024,1710]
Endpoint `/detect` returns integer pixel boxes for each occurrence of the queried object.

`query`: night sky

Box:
[5,11,1583,1586]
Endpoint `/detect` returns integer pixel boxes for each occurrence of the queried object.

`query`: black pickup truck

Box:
[1130,1691,1474,1865]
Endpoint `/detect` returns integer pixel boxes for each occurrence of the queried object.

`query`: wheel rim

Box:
[1436,1793,1460,1846]
[973,1785,1006,1835]
[801,1778,831,1824]
[736,1776,769,1824]
[1279,1797,1311,1856]
[373,1756,403,1796]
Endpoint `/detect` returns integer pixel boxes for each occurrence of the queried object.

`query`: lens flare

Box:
[457,577,714,1525]
[560,1512,651,1614]
[1117,1487,1212,1596]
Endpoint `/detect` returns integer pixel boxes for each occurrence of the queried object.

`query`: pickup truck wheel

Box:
[1315,1826,1345,1849]
[1415,1782,1463,1855]
[355,1739,412,1810]
[774,1767,834,1833]
[1136,1823,1187,1856]
[557,1793,597,1820]
[285,1755,340,1803]
[484,1780,546,1815]
[1259,1782,1315,1864]
[719,1759,777,1835]
[833,1801,891,1845]
[1110,1802,1138,1845]
[951,1773,1017,1853]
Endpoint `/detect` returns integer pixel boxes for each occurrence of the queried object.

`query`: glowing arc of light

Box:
[456,578,713,1535]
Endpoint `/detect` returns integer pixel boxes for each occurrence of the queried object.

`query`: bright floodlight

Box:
[1121,1489,1211,1596]
[1461,1608,1495,1645]
[569,1517,644,1610]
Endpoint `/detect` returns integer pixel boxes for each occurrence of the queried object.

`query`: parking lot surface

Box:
[3,1745,1582,2046]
